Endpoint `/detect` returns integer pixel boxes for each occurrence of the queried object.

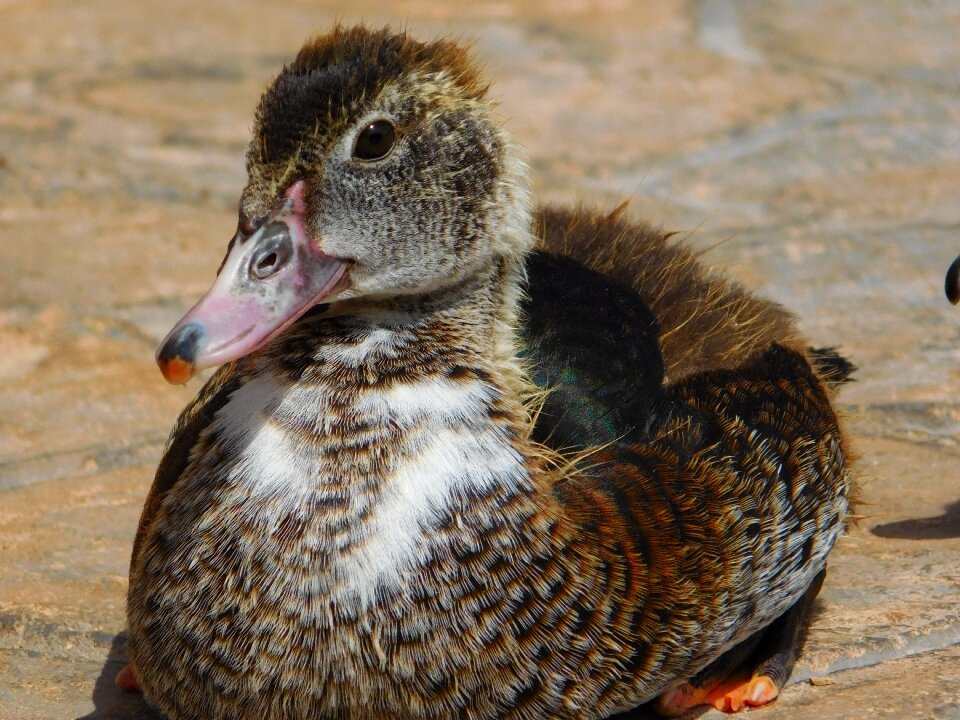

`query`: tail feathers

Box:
[808,347,856,389]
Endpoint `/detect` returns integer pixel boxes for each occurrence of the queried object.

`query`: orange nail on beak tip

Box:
[158,356,196,385]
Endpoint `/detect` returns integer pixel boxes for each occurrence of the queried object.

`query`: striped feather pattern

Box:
[129,271,850,719]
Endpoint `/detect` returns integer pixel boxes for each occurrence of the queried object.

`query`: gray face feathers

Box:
[242,26,531,303]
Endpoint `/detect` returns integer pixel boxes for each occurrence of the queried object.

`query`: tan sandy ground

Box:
[1,2,959,718]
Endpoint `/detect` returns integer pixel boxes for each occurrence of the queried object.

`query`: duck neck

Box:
[295,252,531,398]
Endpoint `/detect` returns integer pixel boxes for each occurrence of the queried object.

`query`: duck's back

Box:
[534,205,803,384]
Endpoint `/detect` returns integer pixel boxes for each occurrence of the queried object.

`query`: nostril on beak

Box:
[253,252,279,278]
[249,222,293,280]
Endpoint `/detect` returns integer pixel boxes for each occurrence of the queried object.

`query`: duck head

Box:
[157,26,532,384]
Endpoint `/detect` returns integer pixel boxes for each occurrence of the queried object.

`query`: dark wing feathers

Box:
[807,346,857,389]
[521,250,665,451]
[524,208,855,460]
[534,205,803,384]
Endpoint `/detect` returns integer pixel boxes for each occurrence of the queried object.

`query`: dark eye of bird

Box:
[352,120,396,161]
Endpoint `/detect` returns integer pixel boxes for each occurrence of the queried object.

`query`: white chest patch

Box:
[208,360,528,607]
[211,373,320,497]
[341,418,526,605]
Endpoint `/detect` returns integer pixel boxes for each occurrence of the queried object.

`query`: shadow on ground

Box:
[871,499,960,540]
[77,633,159,720]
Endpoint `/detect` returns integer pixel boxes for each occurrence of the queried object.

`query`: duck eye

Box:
[352,120,396,161]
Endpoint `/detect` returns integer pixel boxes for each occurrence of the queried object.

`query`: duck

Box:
[119,25,855,720]
[946,253,960,304]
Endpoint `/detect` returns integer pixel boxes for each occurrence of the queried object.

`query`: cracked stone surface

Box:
[2,1,958,718]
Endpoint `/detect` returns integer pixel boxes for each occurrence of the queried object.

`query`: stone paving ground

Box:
[1,1,959,718]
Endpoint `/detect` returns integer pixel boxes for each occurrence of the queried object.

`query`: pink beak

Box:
[156,181,348,384]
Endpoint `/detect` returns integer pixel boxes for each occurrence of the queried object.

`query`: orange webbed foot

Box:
[654,674,779,716]
[115,663,142,693]
[705,674,780,713]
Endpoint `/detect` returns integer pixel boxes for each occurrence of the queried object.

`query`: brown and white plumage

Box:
[124,26,854,719]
